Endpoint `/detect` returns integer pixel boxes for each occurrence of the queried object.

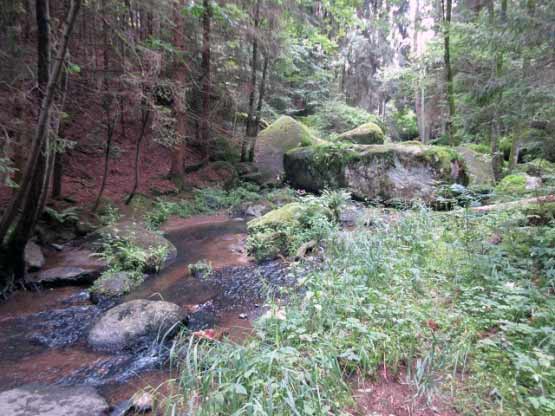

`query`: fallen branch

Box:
[470,195,555,213]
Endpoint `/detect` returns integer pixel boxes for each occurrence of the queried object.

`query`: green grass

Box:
[159,205,555,415]
[144,184,265,229]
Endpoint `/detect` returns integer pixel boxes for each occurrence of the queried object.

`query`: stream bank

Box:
[0,214,292,413]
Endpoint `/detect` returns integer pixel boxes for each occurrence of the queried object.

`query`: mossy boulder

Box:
[456,145,495,186]
[254,116,323,184]
[336,122,384,145]
[284,143,468,204]
[94,221,177,272]
[247,202,333,261]
[496,173,542,194]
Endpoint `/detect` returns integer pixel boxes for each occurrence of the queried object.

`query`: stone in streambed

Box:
[25,241,45,271]
[88,299,185,352]
[0,384,109,416]
[94,221,177,272]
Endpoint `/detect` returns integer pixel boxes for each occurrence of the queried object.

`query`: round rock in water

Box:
[88,299,184,351]
[0,384,109,416]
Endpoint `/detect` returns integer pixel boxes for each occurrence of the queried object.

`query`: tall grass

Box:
[159,207,555,415]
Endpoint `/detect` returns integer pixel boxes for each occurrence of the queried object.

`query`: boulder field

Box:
[284,142,470,203]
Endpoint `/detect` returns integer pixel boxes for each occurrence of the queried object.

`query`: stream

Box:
[0,214,292,409]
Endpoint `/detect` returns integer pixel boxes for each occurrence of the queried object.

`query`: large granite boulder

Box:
[284,143,468,204]
[456,146,494,186]
[254,116,323,184]
[0,384,109,416]
[336,122,384,145]
[88,299,185,351]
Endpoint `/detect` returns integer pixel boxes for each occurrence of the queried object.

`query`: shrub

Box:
[303,100,383,138]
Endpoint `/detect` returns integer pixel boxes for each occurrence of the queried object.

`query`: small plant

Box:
[43,206,80,224]
[188,259,213,279]
[98,204,121,225]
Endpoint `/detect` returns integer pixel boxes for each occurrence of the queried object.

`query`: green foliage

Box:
[467,143,491,154]
[144,184,263,229]
[246,193,343,261]
[43,206,80,224]
[496,174,527,194]
[164,208,555,415]
[303,100,383,138]
[0,157,18,188]
[188,259,213,279]
[91,235,169,296]
[391,109,418,141]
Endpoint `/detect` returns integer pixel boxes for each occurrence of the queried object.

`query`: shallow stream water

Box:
[0,215,290,408]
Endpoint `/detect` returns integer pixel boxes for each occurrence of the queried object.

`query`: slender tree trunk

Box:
[490,0,507,181]
[248,54,269,162]
[200,0,212,155]
[0,0,82,285]
[169,0,186,180]
[126,107,150,205]
[241,0,260,162]
[441,0,456,145]
[93,100,115,212]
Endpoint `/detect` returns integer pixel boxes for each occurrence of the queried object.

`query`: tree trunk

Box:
[200,0,212,155]
[0,0,82,286]
[93,98,115,212]
[126,107,150,205]
[441,0,456,145]
[248,53,269,162]
[169,0,187,181]
[241,0,260,162]
[490,0,507,181]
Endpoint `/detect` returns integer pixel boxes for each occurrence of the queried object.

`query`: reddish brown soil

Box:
[0,103,208,210]
[350,368,459,416]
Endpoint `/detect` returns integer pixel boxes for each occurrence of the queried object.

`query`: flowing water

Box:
[0,215,291,408]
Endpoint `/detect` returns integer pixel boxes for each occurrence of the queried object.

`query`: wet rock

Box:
[233,201,273,218]
[95,221,177,272]
[131,391,153,412]
[26,267,103,287]
[28,304,105,348]
[89,271,135,302]
[88,300,185,352]
[0,384,109,416]
[25,241,45,271]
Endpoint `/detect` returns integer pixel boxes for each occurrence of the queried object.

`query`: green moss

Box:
[247,202,334,261]
[467,143,490,154]
[337,122,385,145]
[496,174,527,194]
[303,101,384,138]
[422,146,463,176]
[258,116,321,149]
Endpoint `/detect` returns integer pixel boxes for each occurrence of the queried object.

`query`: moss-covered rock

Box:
[336,122,384,145]
[95,221,177,272]
[284,143,468,204]
[496,173,542,194]
[247,202,333,261]
[456,145,495,186]
[254,116,323,184]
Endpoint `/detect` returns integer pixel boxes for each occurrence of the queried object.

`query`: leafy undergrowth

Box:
[144,184,297,229]
[159,206,555,415]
